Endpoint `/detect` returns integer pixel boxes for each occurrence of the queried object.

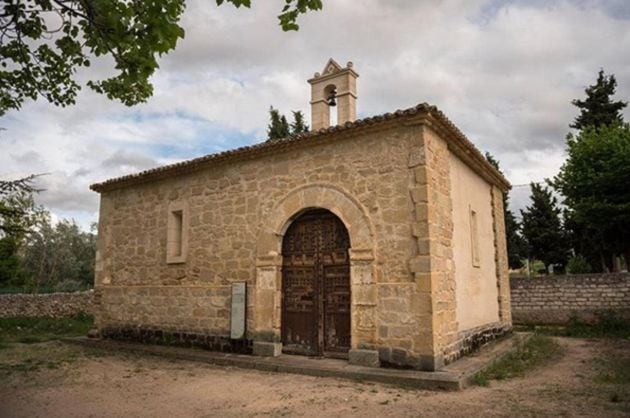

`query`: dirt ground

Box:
[0,337,628,418]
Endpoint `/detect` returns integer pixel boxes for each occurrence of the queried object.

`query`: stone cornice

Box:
[90,103,511,194]
[307,67,359,85]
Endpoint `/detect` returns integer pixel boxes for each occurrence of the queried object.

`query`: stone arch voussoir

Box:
[256,183,375,257]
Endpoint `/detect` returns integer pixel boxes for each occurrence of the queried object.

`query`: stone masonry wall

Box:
[511,273,630,324]
[422,128,458,367]
[95,123,426,360]
[0,291,93,318]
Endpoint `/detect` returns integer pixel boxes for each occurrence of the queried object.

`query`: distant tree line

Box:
[490,69,629,275]
[0,177,96,293]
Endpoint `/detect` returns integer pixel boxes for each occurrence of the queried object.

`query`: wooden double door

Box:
[281,209,351,357]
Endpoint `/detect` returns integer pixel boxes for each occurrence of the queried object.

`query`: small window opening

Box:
[470,208,480,267]
[167,202,187,264]
[170,210,183,257]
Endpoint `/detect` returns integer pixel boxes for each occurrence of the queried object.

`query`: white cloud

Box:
[1,0,629,227]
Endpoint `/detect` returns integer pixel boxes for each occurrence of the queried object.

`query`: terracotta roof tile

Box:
[90,103,510,193]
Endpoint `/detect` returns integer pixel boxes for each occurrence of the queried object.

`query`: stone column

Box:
[252,254,283,357]
[348,248,379,367]
[310,99,330,131]
[336,92,357,125]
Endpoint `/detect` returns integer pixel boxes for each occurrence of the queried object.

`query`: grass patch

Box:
[595,357,630,386]
[0,340,107,379]
[593,345,630,411]
[515,312,630,340]
[471,334,562,386]
[0,313,94,345]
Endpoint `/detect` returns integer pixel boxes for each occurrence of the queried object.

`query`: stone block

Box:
[252,341,282,357]
[408,146,426,168]
[418,354,442,371]
[409,256,431,273]
[353,285,377,305]
[414,166,428,184]
[348,349,380,368]
[87,328,100,339]
[414,203,429,221]
[410,186,429,203]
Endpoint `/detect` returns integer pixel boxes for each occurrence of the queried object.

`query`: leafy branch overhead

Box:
[0,0,323,116]
[218,0,322,31]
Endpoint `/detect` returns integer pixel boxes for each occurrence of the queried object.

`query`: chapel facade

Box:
[90,59,512,371]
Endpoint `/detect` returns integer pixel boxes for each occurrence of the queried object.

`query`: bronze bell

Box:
[327,89,337,107]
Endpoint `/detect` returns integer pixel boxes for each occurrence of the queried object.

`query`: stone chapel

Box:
[90,59,512,371]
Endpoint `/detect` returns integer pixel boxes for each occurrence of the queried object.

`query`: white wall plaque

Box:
[230,282,246,339]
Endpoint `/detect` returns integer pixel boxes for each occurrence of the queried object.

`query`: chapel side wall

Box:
[450,153,500,331]
[413,127,511,367]
[94,125,425,356]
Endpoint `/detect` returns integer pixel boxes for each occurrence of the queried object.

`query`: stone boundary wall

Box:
[0,290,94,318]
[510,273,630,325]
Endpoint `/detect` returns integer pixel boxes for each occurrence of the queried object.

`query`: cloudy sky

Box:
[2,0,629,230]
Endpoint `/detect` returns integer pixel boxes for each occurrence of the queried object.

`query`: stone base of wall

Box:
[376,346,441,371]
[442,322,512,365]
[375,322,511,371]
[513,308,630,325]
[0,291,93,318]
[100,326,253,354]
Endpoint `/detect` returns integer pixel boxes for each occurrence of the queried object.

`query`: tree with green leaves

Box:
[291,110,309,134]
[0,176,46,287]
[562,209,604,272]
[0,0,323,116]
[267,107,310,140]
[0,175,45,239]
[485,152,527,269]
[570,69,627,130]
[21,218,97,291]
[554,124,630,270]
[521,183,569,273]
[267,106,290,140]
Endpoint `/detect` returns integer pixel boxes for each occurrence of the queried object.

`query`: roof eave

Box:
[89,103,511,194]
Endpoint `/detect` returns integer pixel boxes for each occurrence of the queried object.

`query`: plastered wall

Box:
[449,153,500,331]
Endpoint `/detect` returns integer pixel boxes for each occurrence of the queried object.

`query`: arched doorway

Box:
[281,208,351,357]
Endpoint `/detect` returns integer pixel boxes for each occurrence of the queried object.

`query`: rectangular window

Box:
[470,208,480,268]
[167,202,188,264]
[170,210,183,257]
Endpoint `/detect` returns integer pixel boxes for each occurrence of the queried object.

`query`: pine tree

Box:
[570,69,627,130]
[267,106,291,140]
[485,153,527,269]
[554,70,629,271]
[554,124,630,271]
[291,110,309,134]
[521,183,569,272]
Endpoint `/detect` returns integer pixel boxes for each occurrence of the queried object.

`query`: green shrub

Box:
[566,255,592,274]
